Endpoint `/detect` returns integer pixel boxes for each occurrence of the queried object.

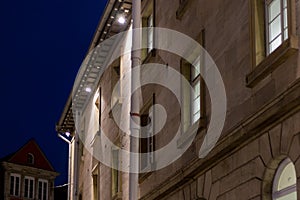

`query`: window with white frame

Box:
[111,149,120,197]
[24,176,35,199]
[10,173,20,197]
[251,0,291,66]
[38,179,48,200]
[266,0,288,54]
[272,158,297,200]
[191,58,201,124]
[180,31,205,133]
[147,13,153,52]
[27,153,34,164]
[139,95,155,172]
[141,0,154,61]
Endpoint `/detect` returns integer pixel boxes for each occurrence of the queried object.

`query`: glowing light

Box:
[85,87,92,93]
[118,16,126,24]
[65,132,70,137]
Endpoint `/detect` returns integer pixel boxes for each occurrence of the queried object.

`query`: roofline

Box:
[2,139,57,172]
[1,161,59,177]
[87,0,117,53]
[56,91,72,131]
[56,0,117,133]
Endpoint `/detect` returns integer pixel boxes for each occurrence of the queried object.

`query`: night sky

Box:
[0,0,107,185]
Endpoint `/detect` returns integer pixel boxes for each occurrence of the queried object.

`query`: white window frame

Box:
[111,148,121,196]
[147,13,154,53]
[140,111,155,172]
[191,57,201,124]
[265,0,289,54]
[38,179,48,200]
[272,158,297,200]
[24,176,35,199]
[27,153,34,164]
[139,96,155,172]
[10,173,21,197]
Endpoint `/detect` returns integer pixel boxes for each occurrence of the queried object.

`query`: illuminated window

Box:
[38,179,48,200]
[27,153,34,164]
[147,14,153,52]
[141,0,154,60]
[272,158,297,200]
[191,58,201,124]
[92,172,99,200]
[24,176,35,199]
[180,31,205,132]
[10,173,20,197]
[252,0,290,65]
[139,95,155,172]
[111,149,121,197]
[266,0,288,54]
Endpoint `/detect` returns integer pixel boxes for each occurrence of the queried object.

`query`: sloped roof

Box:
[0,139,56,172]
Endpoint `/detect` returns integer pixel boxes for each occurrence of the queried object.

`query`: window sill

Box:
[177,117,206,148]
[142,48,156,64]
[246,35,298,88]
[176,0,192,20]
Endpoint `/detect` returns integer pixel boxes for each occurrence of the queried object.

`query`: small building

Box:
[0,139,59,200]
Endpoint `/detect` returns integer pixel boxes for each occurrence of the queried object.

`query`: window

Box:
[139,95,155,172]
[266,0,288,54]
[92,173,99,200]
[38,179,48,200]
[191,58,201,124]
[251,0,293,66]
[181,58,202,127]
[10,173,20,197]
[180,31,205,133]
[141,0,154,61]
[147,14,153,53]
[27,153,34,164]
[272,158,297,200]
[247,0,298,87]
[111,149,121,197]
[24,176,35,199]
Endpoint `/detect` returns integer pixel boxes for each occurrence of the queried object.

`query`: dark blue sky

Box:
[0,0,107,185]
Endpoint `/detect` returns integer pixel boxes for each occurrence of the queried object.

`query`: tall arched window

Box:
[27,153,34,165]
[272,158,297,200]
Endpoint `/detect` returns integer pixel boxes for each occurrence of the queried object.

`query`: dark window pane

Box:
[15,177,19,196]
[38,181,43,200]
[43,182,48,200]
[25,179,29,197]
[30,179,34,198]
[10,176,14,195]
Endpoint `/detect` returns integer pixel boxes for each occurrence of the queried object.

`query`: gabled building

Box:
[57,0,300,199]
[0,139,59,200]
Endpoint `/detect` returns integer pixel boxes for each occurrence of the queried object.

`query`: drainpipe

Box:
[129,0,141,199]
[73,133,79,200]
[57,133,72,199]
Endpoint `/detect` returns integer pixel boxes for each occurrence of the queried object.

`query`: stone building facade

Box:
[56,0,300,199]
[0,139,59,200]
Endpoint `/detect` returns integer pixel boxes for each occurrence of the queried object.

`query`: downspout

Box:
[67,140,71,200]
[73,133,79,200]
[57,133,72,200]
[129,0,141,199]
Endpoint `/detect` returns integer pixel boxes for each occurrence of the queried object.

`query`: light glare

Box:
[118,16,126,24]
[85,87,92,93]
[65,132,70,137]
